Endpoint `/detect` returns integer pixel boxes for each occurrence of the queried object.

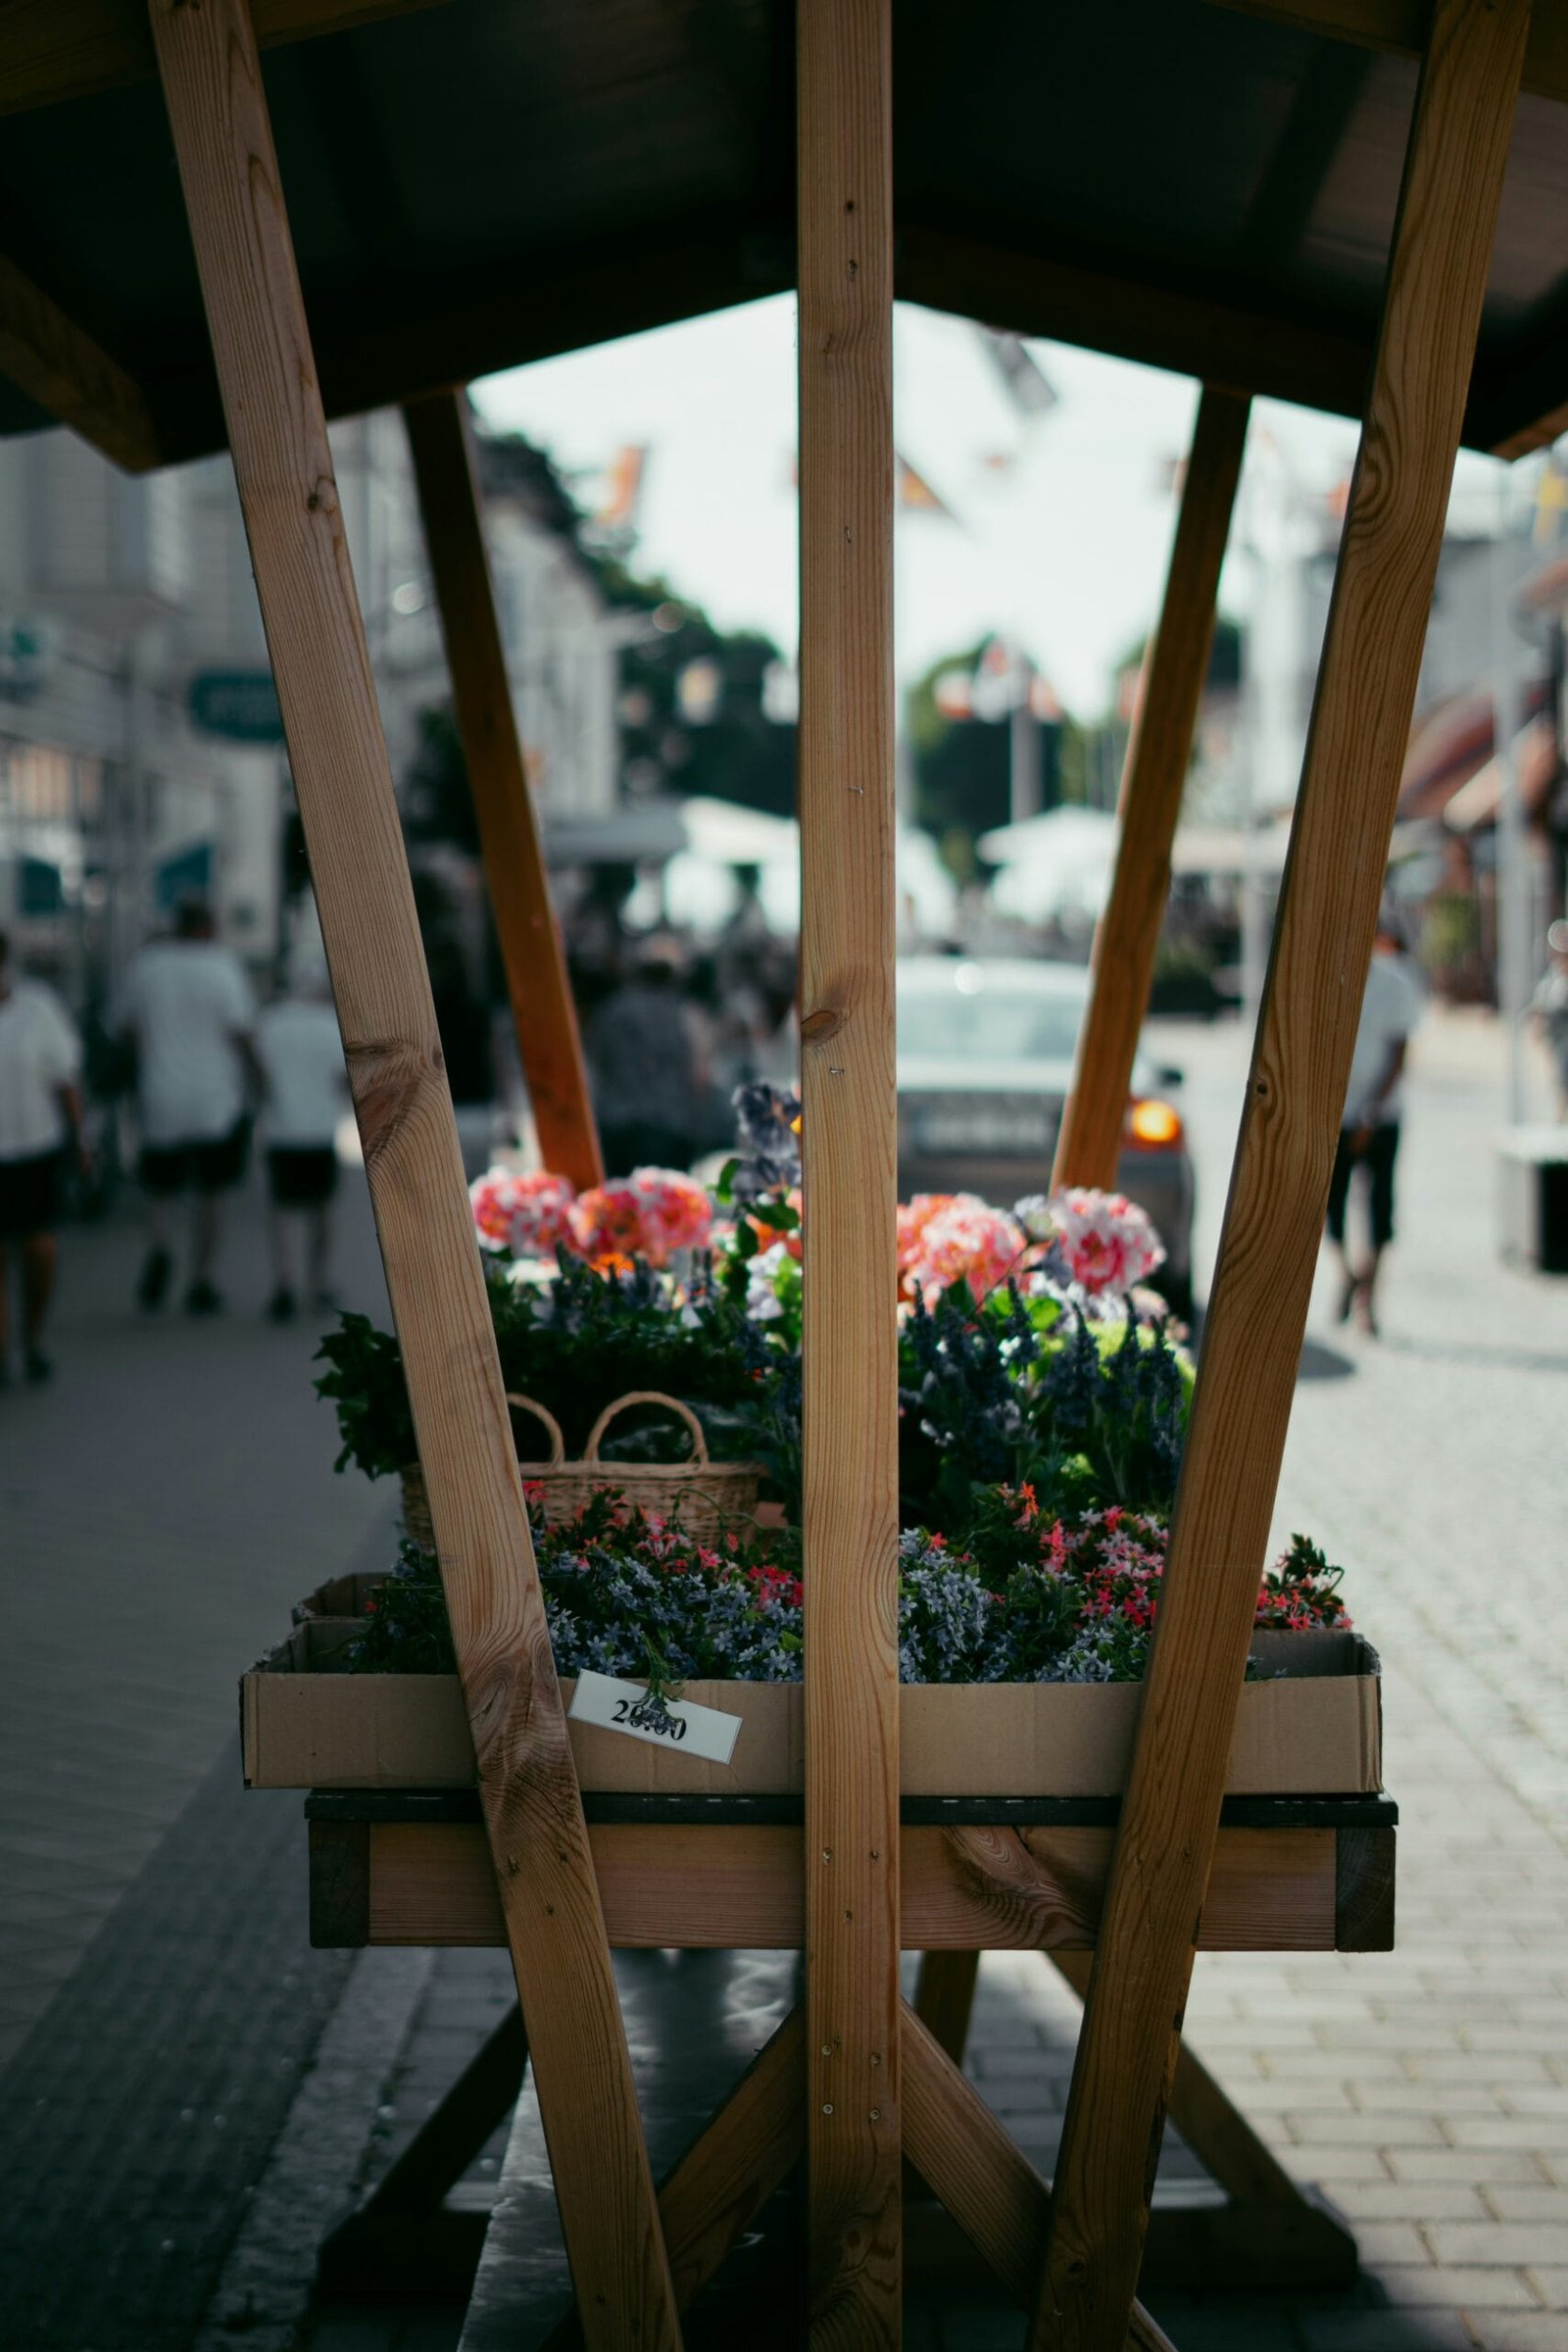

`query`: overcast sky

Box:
[474,294,1523,722]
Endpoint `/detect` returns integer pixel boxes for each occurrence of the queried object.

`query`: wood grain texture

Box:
[657,2002,807,2311]
[797,0,901,2339]
[538,2006,806,2344]
[1034,6,1529,2346]
[1336,1825,1397,1950]
[902,2007,1175,2352]
[911,1948,980,2063]
[0,247,160,469]
[1054,388,1250,1190]
[147,8,677,2343]
[403,390,603,1191]
[355,1821,1345,1954]
[0,0,444,116]
[1051,1950,1300,2208]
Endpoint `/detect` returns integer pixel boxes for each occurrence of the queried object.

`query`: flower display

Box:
[570,1168,713,1269]
[1040,1188,1165,1296]
[896,1490,1349,1686]
[897,1193,1028,1302]
[345,1487,1351,1691]
[468,1167,578,1258]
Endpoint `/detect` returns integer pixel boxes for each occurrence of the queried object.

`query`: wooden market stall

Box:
[3,1,1562,2343]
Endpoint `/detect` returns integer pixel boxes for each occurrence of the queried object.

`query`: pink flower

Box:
[897,1192,1027,1301]
[570,1167,712,1269]
[1048,1187,1165,1296]
[469,1167,578,1257]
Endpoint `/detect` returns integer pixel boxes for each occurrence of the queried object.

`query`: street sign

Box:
[187,668,284,742]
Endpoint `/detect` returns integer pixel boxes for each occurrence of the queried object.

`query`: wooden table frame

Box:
[84,0,1523,2340]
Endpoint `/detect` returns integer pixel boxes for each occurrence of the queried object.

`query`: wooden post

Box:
[403,390,604,1192]
[1053,387,1250,1192]
[147,7,678,2343]
[796,0,901,2338]
[1034,5,1529,2345]
[911,1947,980,2064]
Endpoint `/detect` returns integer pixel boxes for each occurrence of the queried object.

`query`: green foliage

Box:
[314,1313,416,1479]
[315,1255,793,1481]
[897,1282,1192,1541]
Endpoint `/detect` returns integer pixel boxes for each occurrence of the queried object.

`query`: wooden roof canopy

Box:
[4,0,1568,474]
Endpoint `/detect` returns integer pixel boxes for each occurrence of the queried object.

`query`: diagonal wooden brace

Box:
[1033,5,1531,2346]
[901,2005,1175,2352]
[147,5,678,2341]
[1054,384,1250,1192]
[403,388,604,1192]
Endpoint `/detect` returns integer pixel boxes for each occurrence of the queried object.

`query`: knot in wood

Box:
[801,1005,844,1046]
[347,1036,441,1170]
[305,476,339,517]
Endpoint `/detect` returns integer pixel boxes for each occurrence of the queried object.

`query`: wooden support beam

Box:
[147,7,678,2344]
[1050,1951,1300,2210]
[0,248,160,470]
[403,390,603,1191]
[901,2006,1175,2352]
[656,2001,807,2312]
[1034,5,1528,2347]
[344,1818,1355,1954]
[1054,387,1250,1192]
[539,2005,807,2344]
[0,0,445,116]
[796,0,901,2335]
[910,1948,980,2064]
[897,225,1371,423]
[1210,0,1568,105]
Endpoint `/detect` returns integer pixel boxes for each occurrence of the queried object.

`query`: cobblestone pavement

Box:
[5,1013,1566,2350]
[250,1011,1567,2351]
[0,1164,396,2072]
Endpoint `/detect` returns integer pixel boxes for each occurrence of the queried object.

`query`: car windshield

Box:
[899,985,1084,1064]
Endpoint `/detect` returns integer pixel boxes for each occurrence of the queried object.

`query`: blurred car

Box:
[897,956,1195,1313]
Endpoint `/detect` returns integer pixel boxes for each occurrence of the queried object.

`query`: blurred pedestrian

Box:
[115,899,259,1315]
[1530,917,1568,1116]
[256,961,347,1322]
[1325,906,1424,1337]
[584,936,702,1175]
[0,931,86,1382]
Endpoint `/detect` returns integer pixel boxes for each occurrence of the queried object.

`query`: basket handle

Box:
[583,1389,709,1466]
[504,1393,567,1466]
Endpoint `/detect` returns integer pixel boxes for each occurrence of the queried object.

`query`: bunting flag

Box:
[595,443,647,531]
[974,325,1059,418]
[897,453,958,519]
[1532,454,1568,546]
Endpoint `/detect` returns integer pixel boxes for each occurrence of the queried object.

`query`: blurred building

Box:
[0,408,625,1017]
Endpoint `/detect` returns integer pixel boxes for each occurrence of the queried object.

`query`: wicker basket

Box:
[399,1389,763,1548]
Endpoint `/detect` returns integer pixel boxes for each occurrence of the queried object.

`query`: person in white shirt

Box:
[115,900,259,1315]
[1325,906,1425,1337]
[255,961,348,1322]
[0,931,85,1382]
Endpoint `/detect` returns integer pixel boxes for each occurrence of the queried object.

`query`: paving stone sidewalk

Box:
[0,1167,395,2070]
[277,1015,1568,2352]
[5,1016,1564,2351]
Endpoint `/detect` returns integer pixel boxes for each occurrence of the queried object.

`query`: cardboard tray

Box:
[244,1584,1382,1797]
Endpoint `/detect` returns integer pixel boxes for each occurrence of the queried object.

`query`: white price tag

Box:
[568,1670,742,1766]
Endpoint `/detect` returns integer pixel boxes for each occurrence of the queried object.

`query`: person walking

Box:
[1325,905,1425,1338]
[1530,916,1568,1117]
[255,961,347,1322]
[115,899,259,1314]
[0,931,86,1382]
